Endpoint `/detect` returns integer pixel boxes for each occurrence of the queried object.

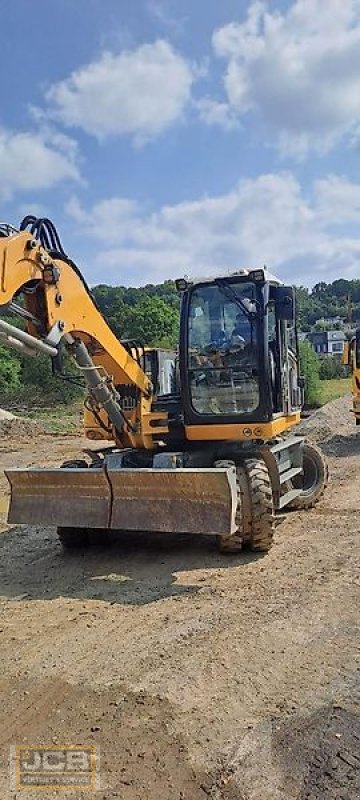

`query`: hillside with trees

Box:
[92,278,360,338]
[92,282,179,348]
[0,277,356,407]
[295,279,360,330]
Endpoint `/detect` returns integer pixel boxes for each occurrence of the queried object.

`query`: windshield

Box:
[188,282,259,415]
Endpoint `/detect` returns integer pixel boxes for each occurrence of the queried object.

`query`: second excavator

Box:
[0,216,328,553]
[343,329,360,425]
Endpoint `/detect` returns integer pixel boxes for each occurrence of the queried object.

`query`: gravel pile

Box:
[298,393,354,446]
[0,408,39,437]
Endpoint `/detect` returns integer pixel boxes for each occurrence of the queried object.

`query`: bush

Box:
[20,350,82,405]
[319,355,349,380]
[0,344,22,395]
[299,340,321,407]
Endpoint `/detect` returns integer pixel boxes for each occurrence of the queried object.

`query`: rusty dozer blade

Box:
[5,466,238,537]
[108,467,238,535]
[5,468,111,529]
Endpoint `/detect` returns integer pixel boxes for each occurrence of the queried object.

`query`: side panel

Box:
[185,412,301,442]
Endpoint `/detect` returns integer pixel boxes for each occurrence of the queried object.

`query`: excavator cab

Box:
[178,272,302,433]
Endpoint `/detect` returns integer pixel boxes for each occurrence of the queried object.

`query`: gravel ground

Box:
[0,395,358,799]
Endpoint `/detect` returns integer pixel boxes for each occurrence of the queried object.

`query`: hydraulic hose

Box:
[67,337,127,434]
[0,319,58,357]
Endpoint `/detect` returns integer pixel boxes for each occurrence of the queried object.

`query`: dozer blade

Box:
[5,466,238,537]
[108,467,238,536]
[5,468,111,528]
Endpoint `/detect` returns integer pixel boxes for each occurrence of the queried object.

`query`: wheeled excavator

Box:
[0,217,328,553]
[343,329,360,425]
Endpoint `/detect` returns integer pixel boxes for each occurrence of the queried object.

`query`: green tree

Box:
[92,282,180,346]
[314,319,327,331]
[331,279,351,298]
[121,296,179,347]
[21,350,82,404]
[0,344,21,395]
[299,340,321,407]
[319,355,349,380]
[312,282,329,297]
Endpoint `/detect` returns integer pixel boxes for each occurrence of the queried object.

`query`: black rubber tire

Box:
[57,460,90,549]
[57,527,90,549]
[60,459,89,469]
[215,460,243,553]
[241,458,274,552]
[286,441,328,511]
[215,457,274,554]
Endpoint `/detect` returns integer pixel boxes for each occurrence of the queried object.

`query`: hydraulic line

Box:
[0,333,36,358]
[8,302,41,328]
[67,336,128,435]
[0,319,58,357]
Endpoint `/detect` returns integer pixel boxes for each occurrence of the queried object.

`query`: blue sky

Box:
[1,0,360,287]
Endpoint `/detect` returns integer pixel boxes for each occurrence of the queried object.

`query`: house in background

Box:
[306,329,346,356]
[319,316,344,328]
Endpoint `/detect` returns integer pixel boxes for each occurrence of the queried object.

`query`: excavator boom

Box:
[0,227,155,445]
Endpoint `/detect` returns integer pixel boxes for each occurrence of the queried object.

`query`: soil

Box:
[0,407,39,438]
[0,395,358,799]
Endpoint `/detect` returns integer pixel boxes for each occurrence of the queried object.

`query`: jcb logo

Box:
[11,745,99,790]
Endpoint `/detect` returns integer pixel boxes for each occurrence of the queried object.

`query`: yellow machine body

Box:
[0,218,327,552]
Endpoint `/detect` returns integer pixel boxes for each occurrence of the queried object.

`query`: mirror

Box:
[273,286,295,322]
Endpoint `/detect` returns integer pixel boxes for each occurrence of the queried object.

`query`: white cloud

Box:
[46,40,195,144]
[17,202,46,219]
[314,175,360,224]
[147,1,188,35]
[66,172,360,287]
[0,127,81,199]
[66,195,137,241]
[195,98,240,131]
[210,0,360,156]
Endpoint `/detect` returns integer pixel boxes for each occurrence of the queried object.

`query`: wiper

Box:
[214,279,259,319]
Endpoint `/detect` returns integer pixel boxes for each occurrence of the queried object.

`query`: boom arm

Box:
[0,227,167,448]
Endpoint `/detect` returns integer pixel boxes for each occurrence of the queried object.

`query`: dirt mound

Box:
[298,393,354,444]
[0,408,40,437]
